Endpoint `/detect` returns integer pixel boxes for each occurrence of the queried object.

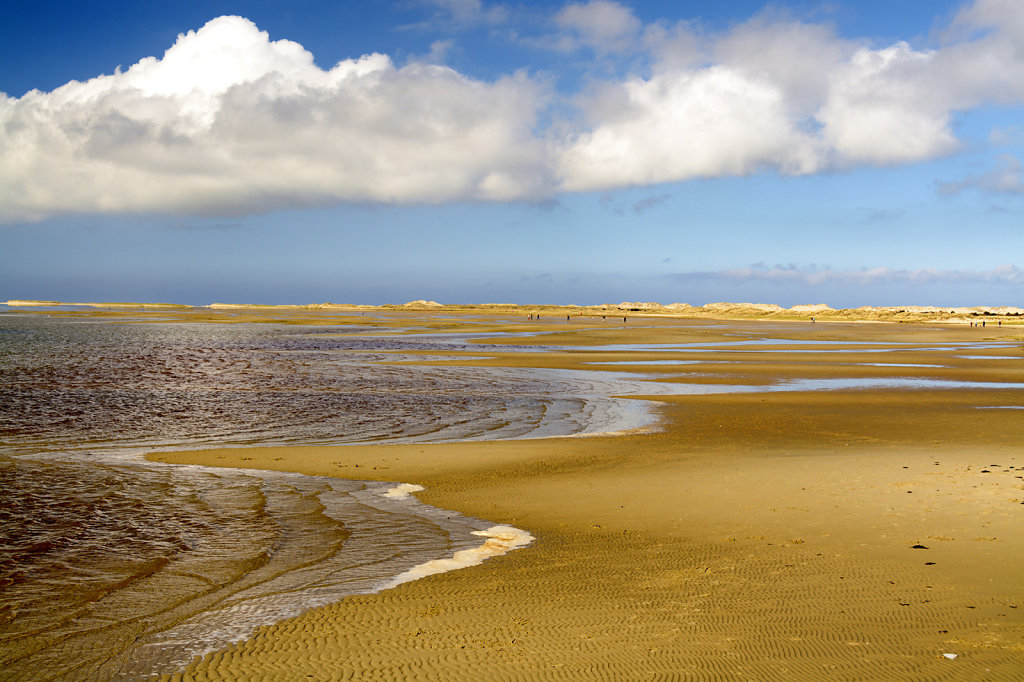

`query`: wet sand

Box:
[143,314,1024,679]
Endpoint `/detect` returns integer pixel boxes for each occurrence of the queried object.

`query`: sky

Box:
[1,0,1022,307]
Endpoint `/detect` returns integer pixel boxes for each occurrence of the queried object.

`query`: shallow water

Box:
[757,377,1024,392]
[562,340,1018,354]
[625,376,1024,396]
[1,452,521,680]
[1,316,597,679]
[852,362,949,368]
[587,360,952,369]
[0,316,652,456]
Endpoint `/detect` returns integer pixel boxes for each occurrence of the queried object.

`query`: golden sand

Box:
[136,311,1024,680]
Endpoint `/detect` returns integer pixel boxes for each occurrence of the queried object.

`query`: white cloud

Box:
[4,2,1024,222]
[989,126,1024,146]
[940,154,1024,195]
[817,42,960,165]
[0,16,548,221]
[949,0,1024,43]
[554,1,641,53]
[426,39,456,64]
[558,66,824,191]
[641,20,704,72]
[809,1,1024,165]
[413,0,509,30]
[713,17,850,115]
[559,0,1024,187]
[676,263,1024,287]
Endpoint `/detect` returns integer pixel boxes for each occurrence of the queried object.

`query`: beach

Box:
[8,2,1024,678]
[135,310,1024,680]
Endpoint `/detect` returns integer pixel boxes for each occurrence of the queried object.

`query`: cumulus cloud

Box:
[0,16,548,221]
[816,42,960,165]
[4,2,1024,222]
[557,66,824,191]
[558,0,1024,188]
[675,263,1024,287]
[712,17,849,114]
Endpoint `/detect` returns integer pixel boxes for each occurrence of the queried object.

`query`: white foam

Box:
[379,525,534,589]
[381,483,425,499]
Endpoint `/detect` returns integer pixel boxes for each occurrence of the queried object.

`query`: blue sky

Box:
[1,0,1021,307]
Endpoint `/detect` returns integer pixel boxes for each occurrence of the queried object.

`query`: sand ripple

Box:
[174,529,1023,681]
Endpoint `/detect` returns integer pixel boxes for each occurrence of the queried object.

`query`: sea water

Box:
[0,315,617,680]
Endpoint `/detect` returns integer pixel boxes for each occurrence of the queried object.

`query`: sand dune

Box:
[5,300,188,308]
[9,299,1024,325]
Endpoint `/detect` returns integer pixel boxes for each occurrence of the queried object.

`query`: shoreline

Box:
[4,447,536,680]
[6,298,1024,326]
[143,315,1024,680]
[153,433,1024,680]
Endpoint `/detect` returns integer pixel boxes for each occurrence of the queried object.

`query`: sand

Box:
[131,312,1024,680]
[8,297,1024,325]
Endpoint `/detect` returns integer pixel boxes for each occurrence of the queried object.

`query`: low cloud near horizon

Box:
[674,263,1024,288]
[3,0,1024,222]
